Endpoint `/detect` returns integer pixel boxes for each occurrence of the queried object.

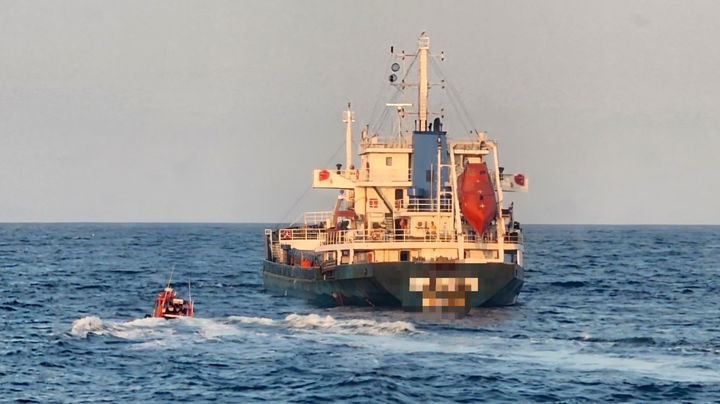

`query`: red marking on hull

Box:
[457,163,497,235]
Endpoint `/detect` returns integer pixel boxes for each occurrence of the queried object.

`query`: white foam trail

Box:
[70,316,171,339]
[507,342,720,383]
[70,316,104,338]
[228,313,419,336]
[228,316,275,326]
[71,313,418,345]
[284,313,419,336]
[123,317,167,327]
[71,315,266,343]
[190,317,244,340]
[332,332,720,384]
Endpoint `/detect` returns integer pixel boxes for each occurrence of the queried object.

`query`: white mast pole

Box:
[418,32,429,131]
[448,145,464,259]
[343,103,356,211]
[490,142,505,258]
[436,142,441,241]
[166,265,175,288]
[344,103,354,169]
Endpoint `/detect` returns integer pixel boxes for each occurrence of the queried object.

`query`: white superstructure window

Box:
[386,157,393,166]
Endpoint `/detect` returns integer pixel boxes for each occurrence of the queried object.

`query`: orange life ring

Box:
[280,229,291,240]
[371,231,381,240]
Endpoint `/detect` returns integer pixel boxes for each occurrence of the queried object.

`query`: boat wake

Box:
[229,313,419,336]
[70,316,170,339]
[330,331,720,384]
[70,312,419,342]
[284,313,419,335]
[69,315,248,343]
[68,315,718,383]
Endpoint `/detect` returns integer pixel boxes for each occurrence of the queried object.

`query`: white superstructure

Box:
[266,33,528,270]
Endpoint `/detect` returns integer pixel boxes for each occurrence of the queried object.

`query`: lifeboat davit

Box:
[457,162,497,235]
[152,285,194,319]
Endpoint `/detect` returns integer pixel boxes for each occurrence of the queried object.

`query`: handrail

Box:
[289,211,334,227]
[322,168,412,182]
[324,229,456,244]
[278,227,325,242]
[405,198,452,212]
[275,227,523,245]
[361,139,412,149]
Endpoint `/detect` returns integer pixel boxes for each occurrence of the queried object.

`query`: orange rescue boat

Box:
[151,270,195,319]
[457,162,497,236]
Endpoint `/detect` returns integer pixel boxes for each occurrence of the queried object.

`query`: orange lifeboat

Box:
[152,285,194,319]
[457,162,497,235]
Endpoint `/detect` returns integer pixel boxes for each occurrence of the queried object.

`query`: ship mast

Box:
[343,103,355,210]
[417,32,429,131]
[343,103,354,169]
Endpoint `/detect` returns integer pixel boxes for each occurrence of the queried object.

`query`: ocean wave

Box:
[569,334,658,346]
[550,280,586,288]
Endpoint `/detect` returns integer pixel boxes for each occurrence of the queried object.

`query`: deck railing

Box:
[405,197,453,212]
[276,227,522,245]
[276,221,522,245]
[288,211,334,227]
[332,168,412,182]
[278,227,326,241]
[324,229,458,244]
[361,137,412,149]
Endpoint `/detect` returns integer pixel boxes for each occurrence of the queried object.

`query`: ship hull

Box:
[262,260,523,310]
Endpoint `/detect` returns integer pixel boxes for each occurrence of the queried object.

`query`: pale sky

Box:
[1,0,719,224]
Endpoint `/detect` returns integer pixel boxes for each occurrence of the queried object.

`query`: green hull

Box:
[262,260,523,310]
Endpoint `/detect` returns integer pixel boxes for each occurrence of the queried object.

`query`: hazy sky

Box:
[1,0,719,224]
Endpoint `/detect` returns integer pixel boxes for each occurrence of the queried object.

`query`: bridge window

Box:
[386,157,393,166]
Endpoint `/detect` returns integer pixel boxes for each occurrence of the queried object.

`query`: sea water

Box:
[1,224,719,402]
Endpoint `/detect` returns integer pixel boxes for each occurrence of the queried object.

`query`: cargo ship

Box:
[263,33,529,314]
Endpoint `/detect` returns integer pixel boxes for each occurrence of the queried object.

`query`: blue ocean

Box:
[1,224,719,402]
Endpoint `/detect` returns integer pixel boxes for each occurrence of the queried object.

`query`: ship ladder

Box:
[384,213,394,241]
